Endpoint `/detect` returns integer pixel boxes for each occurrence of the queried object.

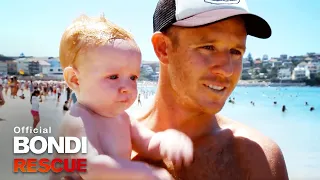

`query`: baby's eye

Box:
[130,75,138,81]
[108,75,119,80]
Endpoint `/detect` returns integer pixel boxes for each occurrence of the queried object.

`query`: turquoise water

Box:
[138,86,320,179]
[220,87,320,179]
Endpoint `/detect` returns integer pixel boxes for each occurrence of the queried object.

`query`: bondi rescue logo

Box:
[204,0,240,5]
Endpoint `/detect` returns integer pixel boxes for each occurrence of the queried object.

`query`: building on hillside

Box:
[141,61,159,73]
[292,62,310,80]
[28,60,40,75]
[269,58,281,67]
[282,61,293,68]
[14,58,30,75]
[47,58,63,78]
[307,62,318,78]
[141,64,154,75]
[304,57,314,62]
[38,60,51,75]
[278,68,291,81]
[0,60,8,75]
[289,56,305,64]
[150,72,159,81]
[262,61,272,69]
[280,54,288,61]
[253,59,262,68]
[7,61,17,75]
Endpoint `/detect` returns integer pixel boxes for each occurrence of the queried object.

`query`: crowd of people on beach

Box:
[0,76,77,128]
[0,75,156,128]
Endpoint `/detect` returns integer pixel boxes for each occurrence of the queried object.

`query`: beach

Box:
[0,86,319,179]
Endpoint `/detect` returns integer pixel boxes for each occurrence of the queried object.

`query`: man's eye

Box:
[130,75,138,81]
[230,49,242,55]
[201,45,215,50]
[109,75,118,80]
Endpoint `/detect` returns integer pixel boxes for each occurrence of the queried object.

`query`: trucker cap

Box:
[153,0,271,39]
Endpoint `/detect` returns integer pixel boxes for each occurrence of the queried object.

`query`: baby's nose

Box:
[119,86,129,94]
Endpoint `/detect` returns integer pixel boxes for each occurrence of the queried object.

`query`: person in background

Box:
[66,86,71,102]
[0,77,5,106]
[69,90,78,107]
[30,90,41,129]
[63,100,69,111]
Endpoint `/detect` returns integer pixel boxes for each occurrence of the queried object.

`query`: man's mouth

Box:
[203,84,226,91]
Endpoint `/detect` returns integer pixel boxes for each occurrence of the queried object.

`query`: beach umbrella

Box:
[19,69,24,75]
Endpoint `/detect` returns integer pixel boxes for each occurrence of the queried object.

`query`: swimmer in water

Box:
[282,105,286,112]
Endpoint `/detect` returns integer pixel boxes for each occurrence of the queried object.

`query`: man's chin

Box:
[200,101,225,115]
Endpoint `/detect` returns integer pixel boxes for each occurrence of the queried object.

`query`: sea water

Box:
[135,86,320,179]
[220,87,320,179]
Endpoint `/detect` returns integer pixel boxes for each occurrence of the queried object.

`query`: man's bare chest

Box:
[164,134,249,180]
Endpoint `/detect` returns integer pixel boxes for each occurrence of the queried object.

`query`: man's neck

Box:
[138,80,219,140]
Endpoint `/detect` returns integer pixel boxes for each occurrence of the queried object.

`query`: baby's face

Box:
[76,39,141,117]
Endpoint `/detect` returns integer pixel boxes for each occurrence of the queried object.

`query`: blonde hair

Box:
[59,14,134,69]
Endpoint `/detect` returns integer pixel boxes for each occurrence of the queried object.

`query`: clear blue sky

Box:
[0,0,319,61]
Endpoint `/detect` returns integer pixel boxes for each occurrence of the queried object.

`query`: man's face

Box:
[166,17,247,114]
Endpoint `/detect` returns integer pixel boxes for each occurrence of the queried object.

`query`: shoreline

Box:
[137,81,319,88]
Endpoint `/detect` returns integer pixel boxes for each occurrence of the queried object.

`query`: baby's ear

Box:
[63,67,79,91]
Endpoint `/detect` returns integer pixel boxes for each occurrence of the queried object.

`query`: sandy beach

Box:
[0,89,154,180]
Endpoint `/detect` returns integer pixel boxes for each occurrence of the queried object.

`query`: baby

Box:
[52,15,193,180]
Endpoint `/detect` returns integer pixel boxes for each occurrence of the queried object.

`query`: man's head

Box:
[60,15,141,117]
[152,0,271,114]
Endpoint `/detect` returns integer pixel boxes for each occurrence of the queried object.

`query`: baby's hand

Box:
[159,129,193,169]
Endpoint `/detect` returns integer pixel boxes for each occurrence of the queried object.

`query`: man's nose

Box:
[210,52,234,77]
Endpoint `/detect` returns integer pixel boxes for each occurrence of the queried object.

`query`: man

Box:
[63,0,288,179]
[133,0,289,179]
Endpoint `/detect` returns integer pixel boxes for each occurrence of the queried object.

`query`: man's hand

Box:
[149,129,194,169]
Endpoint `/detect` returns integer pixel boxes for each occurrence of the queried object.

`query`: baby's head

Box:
[60,14,141,117]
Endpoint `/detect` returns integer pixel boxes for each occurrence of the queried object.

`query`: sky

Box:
[0,0,319,61]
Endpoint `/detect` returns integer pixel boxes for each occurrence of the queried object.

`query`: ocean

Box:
[136,86,320,179]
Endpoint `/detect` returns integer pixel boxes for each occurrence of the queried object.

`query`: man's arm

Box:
[240,136,289,180]
[268,143,289,180]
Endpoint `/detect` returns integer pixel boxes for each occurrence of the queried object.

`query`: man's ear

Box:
[63,67,80,91]
[151,32,170,65]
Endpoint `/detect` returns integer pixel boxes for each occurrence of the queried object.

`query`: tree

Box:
[267,67,278,79]
[247,53,254,67]
[241,74,251,80]
[260,67,268,74]
[315,72,320,84]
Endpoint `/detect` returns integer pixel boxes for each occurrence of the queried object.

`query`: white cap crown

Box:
[175,0,249,20]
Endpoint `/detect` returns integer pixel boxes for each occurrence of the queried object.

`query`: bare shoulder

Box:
[58,111,85,137]
[217,115,289,180]
[122,111,136,126]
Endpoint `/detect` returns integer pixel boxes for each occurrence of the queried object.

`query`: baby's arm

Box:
[130,120,194,168]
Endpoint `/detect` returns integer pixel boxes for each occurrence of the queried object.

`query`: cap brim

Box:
[173,9,271,39]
